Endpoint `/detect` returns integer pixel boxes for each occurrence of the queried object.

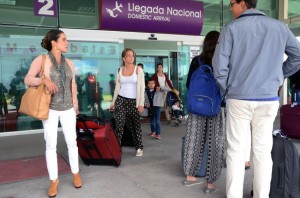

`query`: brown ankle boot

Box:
[73,173,82,188]
[48,179,59,197]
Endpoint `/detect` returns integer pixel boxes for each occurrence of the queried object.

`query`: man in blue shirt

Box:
[212,0,300,197]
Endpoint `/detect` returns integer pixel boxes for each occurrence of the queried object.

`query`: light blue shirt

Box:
[212,9,300,100]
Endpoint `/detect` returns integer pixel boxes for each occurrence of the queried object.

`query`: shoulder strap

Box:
[118,67,123,75]
[196,57,213,73]
[198,64,213,75]
[198,56,201,65]
[40,54,46,78]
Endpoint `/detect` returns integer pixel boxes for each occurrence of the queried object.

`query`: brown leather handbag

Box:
[19,55,51,120]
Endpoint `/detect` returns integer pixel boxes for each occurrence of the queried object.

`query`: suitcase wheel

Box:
[81,158,90,166]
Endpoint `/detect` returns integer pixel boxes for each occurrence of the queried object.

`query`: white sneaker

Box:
[136,149,143,157]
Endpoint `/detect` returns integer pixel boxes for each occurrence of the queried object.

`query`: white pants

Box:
[245,131,251,162]
[42,108,79,180]
[226,99,279,198]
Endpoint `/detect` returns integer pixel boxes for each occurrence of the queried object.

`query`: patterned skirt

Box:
[183,108,226,183]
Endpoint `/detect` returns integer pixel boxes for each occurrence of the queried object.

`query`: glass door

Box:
[177,44,201,112]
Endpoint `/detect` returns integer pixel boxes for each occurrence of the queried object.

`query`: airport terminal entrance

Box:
[124,40,181,92]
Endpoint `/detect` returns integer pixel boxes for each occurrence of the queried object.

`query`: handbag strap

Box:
[40,54,46,78]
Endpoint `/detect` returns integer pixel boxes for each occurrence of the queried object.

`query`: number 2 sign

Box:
[34,0,57,17]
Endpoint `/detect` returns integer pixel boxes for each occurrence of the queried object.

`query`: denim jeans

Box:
[150,107,161,135]
[292,90,300,103]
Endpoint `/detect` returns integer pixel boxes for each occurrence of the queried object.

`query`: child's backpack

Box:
[187,58,221,117]
[166,91,180,107]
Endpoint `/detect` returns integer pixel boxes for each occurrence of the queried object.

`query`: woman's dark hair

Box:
[41,29,64,51]
[121,48,135,66]
[199,30,220,66]
[156,63,163,68]
[236,0,257,8]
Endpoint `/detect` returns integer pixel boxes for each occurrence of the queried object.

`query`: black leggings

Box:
[113,95,143,150]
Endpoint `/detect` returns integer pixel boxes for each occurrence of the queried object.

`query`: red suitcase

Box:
[77,122,122,167]
[280,104,300,139]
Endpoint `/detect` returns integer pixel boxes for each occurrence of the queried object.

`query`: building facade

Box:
[0,0,299,134]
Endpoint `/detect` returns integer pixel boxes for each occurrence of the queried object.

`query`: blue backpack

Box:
[187,58,222,117]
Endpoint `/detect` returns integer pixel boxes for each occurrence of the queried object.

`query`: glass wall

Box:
[1,0,300,133]
[0,28,47,132]
[288,0,300,36]
[0,29,123,132]
[198,0,279,35]
[177,44,201,113]
[0,0,99,29]
[0,1,57,27]
[67,41,123,119]
[59,0,99,29]
[135,56,169,76]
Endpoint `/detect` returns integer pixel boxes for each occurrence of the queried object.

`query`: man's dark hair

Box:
[137,63,144,69]
[236,0,257,8]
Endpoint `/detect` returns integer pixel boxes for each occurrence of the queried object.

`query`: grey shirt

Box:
[212,9,300,99]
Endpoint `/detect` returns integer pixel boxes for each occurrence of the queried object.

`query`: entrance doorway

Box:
[124,39,179,88]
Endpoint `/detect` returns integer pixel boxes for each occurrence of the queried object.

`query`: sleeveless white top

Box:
[158,74,166,87]
[119,66,137,99]
[158,74,171,91]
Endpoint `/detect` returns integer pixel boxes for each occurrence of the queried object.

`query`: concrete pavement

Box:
[0,114,299,198]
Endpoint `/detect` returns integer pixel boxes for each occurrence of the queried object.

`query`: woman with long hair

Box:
[109,48,145,156]
[183,31,225,194]
[151,63,176,124]
[24,29,82,197]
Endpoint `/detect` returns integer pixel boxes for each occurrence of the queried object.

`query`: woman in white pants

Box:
[25,29,82,197]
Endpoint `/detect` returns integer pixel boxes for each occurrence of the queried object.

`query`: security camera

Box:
[148,33,157,40]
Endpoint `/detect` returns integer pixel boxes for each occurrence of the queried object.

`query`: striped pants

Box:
[183,108,225,183]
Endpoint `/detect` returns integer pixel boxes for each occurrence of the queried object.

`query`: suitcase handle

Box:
[78,129,94,141]
[77,114,105,129]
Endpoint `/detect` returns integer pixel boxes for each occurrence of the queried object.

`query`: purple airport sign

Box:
[100,0,204,35]
[34,0,57,17]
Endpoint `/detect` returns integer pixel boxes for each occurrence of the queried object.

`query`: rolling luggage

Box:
[0,111,18,132]
[76,114,122,167]
[280,104,300,139]
[181,136,207,177]
[269,133,300,198]
[251,132,300,197]
[76,114,103,130]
